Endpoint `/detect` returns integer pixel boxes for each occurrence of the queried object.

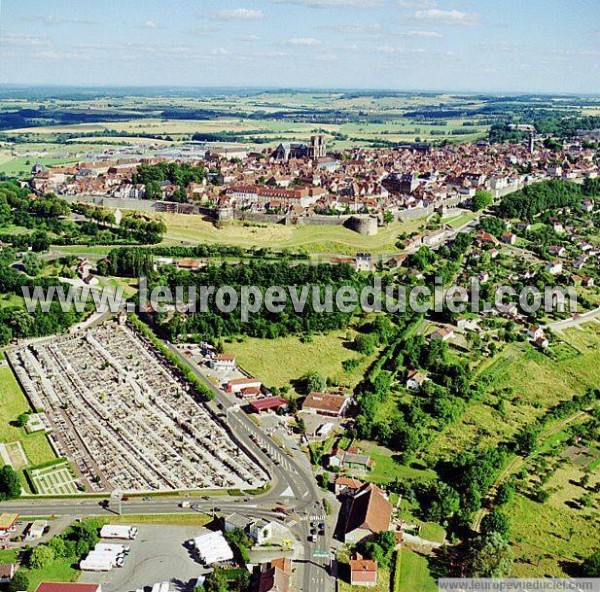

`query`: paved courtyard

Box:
[80,524,210,592]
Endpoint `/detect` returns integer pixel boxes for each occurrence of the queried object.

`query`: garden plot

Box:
[8,321,268,493]
[29,461,79,495]
[0,441,28,470]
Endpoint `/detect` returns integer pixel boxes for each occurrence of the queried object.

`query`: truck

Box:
[80,557,113,572]
[95,543,130,555]
[86,550,124,567]
[100,524,138,540]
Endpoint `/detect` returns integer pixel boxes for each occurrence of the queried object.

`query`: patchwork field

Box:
[509,493,599,577]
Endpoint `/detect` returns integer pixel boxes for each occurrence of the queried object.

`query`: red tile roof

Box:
[350,554,378,584]
[36,584,101,592]
[250,397,288,412]
[302,392,351,415]
[345,484,393,537]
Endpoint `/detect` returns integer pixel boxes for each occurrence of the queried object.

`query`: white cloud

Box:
[2,33,51,47]
[287,37,322,46]
[139,20,159,30]
[32,50,90,60]
[273,0,381,7]
[240,34,261,42]
[404,30,443,38]
[213,8,263,20]
[376,46,426,54]
[22,15,96,26]
[414,9,479,26]
[397,0,436,8]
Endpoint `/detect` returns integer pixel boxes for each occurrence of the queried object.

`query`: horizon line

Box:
[1,83,599,97]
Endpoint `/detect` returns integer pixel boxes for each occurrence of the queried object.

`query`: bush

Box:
[8,572,30,592]
[28,544,55,569]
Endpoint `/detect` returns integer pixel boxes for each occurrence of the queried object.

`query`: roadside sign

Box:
[313,551,330,558]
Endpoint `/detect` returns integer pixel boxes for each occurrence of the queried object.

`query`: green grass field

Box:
[356,440,437,485]
[0,549,79,592]
[395,549,437,592]
[508,493,599,576]
[0,365,56,469]
[53,245,114,258]
[161,214,425,256]
[0,292,24,310]
[104,513,212,526]
[225,330,378,389]
[19,557,80,591]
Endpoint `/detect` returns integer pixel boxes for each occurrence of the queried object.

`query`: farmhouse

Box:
[227,377,262,395]
[211,354,236,371]
[225,514,274,545]
[430,327,454,342]
[349,554,378,587]
[527,325,544,340]
[240,386,262,400]
[0,564,16,585]
[176,258,207,271]
[253,557,293,592]
[475,229,498,246]
[546,260,563,275]
[329,448,373,472]
[25,520,49,540]
[302,392,352,417]
[405,369,428,392]
[501,231,517,245]
[355,252,374,272]
[334,475,364,496]
[344,483,393,544]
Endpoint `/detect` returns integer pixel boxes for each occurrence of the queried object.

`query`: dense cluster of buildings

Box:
[29,135,599,221]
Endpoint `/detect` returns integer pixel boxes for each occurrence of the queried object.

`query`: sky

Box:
[0,0,598,93]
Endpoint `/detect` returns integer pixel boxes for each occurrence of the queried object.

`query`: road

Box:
[545,306,600,331]
[166,343,335,592]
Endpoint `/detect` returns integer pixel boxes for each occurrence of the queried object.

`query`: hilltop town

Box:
[29,133,599,232]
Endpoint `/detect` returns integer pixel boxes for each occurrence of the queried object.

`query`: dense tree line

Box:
[0,248,82,345]
[143,260,366,341]
[489,114,600,143]
[495,180,595,222]
[98,244,310,277]
[26,520,100,572]
[354,331,474,459]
